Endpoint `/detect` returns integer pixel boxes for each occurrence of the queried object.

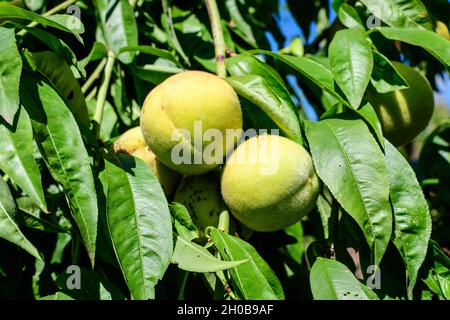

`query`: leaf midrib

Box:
[324,121,376,243]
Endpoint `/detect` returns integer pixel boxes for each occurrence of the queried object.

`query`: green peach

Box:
[113,127,181,197]
[140,71,243,175]
[174,170,225,230]
[366,61,435,146]
[221,135,320,232]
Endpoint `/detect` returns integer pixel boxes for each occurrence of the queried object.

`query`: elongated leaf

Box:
[210,228,284,300]
[227,75,301,142]
[371,51,408,93]
[39,292,74,300]
[0,4,84,42]
[316,193,331,239]
[170,203,199,241]
[118,45,181,67]
[337,4,364,30]
[104,153,172,300]
[94,0,138,64]
[329,28,373,108]
[0,177,42,260]
[24,27,85,78]
[310,258,370,300]
[360,0,433,29]
[31,51,89,127]
[385,139,432,297]
[161,0,189,66]
[284,222,304,264]
[46,14,84,34]
[226,54,301,142]
[305,117,392,265]
[16,210,68,234]
[375,27,450,66]
[357,103,384,148]
[225,0,256,47]
[249,50,349,107]
[21,72,98,266]
[0,27,21,125]
[422,241,450,299]
[171,236,246,273]
[0,107,46,212]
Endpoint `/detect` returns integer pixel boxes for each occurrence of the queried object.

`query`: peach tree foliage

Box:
[0,0,449,300]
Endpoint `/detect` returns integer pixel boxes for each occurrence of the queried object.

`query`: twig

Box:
[216,270,237,300]
[205,0,227,78]
[93,51,115,138]
[162,0,190,66]
[82,58,107,94]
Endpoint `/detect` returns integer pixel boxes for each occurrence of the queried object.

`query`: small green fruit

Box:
[221,135,320,232]
[367,61,435,146]
[114,127,181,197]
[174,171,225,230]
[140,71,243,175]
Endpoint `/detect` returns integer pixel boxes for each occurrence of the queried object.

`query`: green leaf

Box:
[249,50,349,107]
[0,4,84,42]
[225,0,256,47]
[0,107,46,212]
[21,72,98,266]
[55,267,126,300]
[39,292,74,300]
[310,258,371,300]
[385,140,432,298]
[118,45,182,67]
[86,99,118,142]
[316,193,332,239]
[422,241,450,299]
[337,4,365,30]
[31,51,90,127]
[132,63,183,85]
[226,54,302,143]
[161,0,190,66]
[0,27,21,125]
[420,121,450,182]
[226,75,301,142]
[284,222,304,264]
[329,28,373,108]
[375,27,450,67]
[305,116,392,265]
[0,177,42,260]
[104,153,172,300]
[171,236,246,273]
[24,27,85,77]
[15,210,68,234]
[210,228,284,300]
[46,14,84,34]
[371,51,409,93]
[82,42,108,64]
[360,0,433,29]
[170,203,199,241]
[94,0,138,64]
[356,102,384,148]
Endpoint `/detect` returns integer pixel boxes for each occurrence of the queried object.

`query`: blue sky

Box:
[266,0,450,120]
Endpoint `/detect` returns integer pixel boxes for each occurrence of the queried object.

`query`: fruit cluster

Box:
[114,65,434,234]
